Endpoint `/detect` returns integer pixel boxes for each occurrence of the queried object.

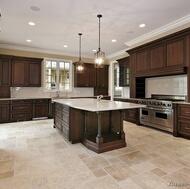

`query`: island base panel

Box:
[82,137,126,153]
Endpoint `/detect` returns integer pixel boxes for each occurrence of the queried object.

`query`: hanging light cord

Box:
[79,33,82,61]
[97,14,102,52]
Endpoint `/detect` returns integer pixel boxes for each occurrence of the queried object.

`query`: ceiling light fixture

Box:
[76,33,84,74]
[139,23,146,28]
[63,45,68,48]
[112,39,116,42]
[28,22,35,26]
[94,14,105,68]
[26,39,31,42]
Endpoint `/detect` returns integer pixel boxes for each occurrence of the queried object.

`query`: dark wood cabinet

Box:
[166,38,185,67]
[177,104,190,138]
[12,57,42,87]
[54,103,83,143]
[0,100,10,123]
[149,45,165,70]
[96,65,109,87]
[117,57,130,87]
[0,55,12,98]
[10,100,32,121]
[74,63,96,87]
[0,55,12,86]
[33,99,50,118]
[127,28,190,99]
[136,49,149,74]
[114,98,140,125]
[94,65,109,96]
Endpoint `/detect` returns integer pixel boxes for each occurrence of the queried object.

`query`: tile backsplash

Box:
[146,74,187,98]
[11,87,94,98]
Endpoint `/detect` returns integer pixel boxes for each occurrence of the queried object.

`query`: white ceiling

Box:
[0,0,190,59]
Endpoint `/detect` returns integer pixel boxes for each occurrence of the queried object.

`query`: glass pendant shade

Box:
[94,14,105,68]
[94,49,105,68]
[76,33,84,73]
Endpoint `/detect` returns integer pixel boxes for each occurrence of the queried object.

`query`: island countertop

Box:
[52,98,146,112]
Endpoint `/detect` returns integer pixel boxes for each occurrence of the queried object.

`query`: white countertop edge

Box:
[53,98,146,112]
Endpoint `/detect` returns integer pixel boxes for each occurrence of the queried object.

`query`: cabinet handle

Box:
[185,127,190,130]
[185,111,190,114]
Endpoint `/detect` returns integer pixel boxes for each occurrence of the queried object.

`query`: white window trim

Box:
[44,57,72,92]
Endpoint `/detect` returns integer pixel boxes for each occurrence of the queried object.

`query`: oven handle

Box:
[141,107,173,112]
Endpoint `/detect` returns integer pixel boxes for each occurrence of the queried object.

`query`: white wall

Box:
[145,74,187,98]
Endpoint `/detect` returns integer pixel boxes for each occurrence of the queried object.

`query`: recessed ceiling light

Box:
[139,23,146,28]
[30,6,40,11]
[112,39,116,42]
[63,45,68,48]
[28,22,35,26]
[93,50,96,52]
[26,39,31,42]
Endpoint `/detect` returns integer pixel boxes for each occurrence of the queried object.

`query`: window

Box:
[44,58,72,91]
[114,63,122,91]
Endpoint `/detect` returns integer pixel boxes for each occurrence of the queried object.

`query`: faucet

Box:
[56,91,60,97]
[97,95,103,102]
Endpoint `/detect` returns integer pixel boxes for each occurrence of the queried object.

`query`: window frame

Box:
[44,58,72,92]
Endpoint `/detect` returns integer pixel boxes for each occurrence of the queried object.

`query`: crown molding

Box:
[0,43,93,59]
[125,15,190,48]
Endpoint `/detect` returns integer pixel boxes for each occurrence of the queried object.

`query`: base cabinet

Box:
[54,103,83,143]
[114,98,140,125]
[177,104,190,138]
[33,99,49,118]
[0,101,10,123]
[0,98,51,123]
[10,100,32,121]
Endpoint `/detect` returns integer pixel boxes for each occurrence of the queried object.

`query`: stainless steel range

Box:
[138,94,185,133]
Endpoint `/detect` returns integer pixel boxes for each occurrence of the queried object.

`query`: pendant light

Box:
[76,33,84,73]
[94,14,105,68]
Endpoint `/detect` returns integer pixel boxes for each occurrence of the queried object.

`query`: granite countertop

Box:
[53,98,146,112]
[0,97,51,100]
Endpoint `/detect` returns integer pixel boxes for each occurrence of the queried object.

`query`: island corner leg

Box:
[120,110,125,139]
[96,111,103,144]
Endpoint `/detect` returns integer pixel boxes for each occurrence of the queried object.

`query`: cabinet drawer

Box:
[12,100,32,104]
[11,113,31,120]
[179,105,190,118]
[62,126,69,138]
[0,100,10,105]
[11,104,32,112]
[179,120,190,135]
[33,99,49,103]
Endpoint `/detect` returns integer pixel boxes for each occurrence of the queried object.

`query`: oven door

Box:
[140,107,151,124]
[151,108,173,131]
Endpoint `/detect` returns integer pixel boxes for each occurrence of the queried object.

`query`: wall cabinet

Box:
[33,99,50,118]
[74,63,96,87]
[74,63,109,96]
[12,57,42,87]
[94,65,109,96]
[0,55,12,98]
[0,100,10,123]
[127,28,190,98]
[117,57,130,87]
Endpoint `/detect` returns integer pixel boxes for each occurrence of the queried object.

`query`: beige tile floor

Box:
[0,119,190,189]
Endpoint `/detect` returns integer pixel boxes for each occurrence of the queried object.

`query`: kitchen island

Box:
[53,98,145,153]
